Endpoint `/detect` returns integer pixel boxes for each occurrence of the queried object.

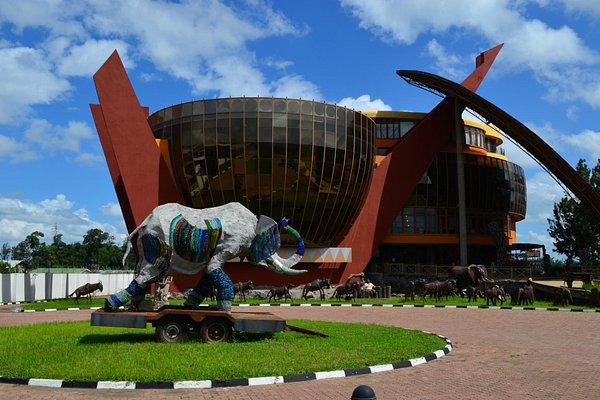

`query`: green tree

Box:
[97,245,125,270]
[1,243,11,260]
[12,231,45,268]
[82,228,117,269]
[547,159,600,266]
[0,260,11,273]
[45,232,70,268]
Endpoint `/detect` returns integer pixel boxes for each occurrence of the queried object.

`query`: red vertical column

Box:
[90,51,183,232]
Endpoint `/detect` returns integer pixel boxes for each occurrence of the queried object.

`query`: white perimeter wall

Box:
[0,273,134,303]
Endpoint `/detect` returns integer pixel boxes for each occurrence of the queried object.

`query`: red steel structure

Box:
[91,45,502,288]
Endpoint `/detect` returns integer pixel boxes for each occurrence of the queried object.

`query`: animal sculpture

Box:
[70,281,103,303]
[485,285,506,306]
[449,264,489,296]
[301,278,331,300]
[104,202,306,312]
[268,284,295,302]
[233,280,254,301]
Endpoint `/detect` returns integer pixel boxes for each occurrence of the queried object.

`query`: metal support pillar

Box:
[454,99,468,265]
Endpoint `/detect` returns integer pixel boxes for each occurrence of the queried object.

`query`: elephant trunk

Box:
[264,219,307,275]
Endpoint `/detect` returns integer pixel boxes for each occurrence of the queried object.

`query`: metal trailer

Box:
[90,305,323,343]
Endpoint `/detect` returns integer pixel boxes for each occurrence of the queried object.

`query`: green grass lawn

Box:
[0,319,446,382]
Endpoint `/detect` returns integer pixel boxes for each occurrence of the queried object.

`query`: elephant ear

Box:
[468,265,476,283]
[247,215,280,264]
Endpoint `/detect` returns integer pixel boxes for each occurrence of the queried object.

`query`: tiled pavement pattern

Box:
[1,304,599,399]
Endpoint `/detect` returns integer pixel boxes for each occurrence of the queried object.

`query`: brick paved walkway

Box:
[1,305,599,399]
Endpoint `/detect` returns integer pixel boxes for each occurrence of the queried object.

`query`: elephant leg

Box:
[104,279,148,311]
[208,268,234,311]
[185,267,234,311]
[184,272,213,307]
[105,234,171,312]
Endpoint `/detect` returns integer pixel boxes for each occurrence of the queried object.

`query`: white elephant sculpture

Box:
[105,202,306,311]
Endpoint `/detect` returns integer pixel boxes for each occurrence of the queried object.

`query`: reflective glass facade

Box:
[391,152,526,234]
[367,111,526,262]
[148,97,376,247]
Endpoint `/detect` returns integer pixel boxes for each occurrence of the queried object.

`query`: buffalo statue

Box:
[105,202,306,312]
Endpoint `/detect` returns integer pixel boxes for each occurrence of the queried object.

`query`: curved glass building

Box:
[147,97,376,247]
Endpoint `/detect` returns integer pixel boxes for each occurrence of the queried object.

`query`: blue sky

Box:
[1,0,599,261]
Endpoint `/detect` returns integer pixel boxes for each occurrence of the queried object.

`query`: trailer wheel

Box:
[199,318,232,343]
[155,316,189,343]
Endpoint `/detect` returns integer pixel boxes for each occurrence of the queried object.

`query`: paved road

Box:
[1,305,599,399]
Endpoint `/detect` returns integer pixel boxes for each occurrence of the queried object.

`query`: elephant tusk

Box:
[264,253,307,275]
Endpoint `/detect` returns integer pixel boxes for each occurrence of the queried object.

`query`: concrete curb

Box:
[6,302,600,312]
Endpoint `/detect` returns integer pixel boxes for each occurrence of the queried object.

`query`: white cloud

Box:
[0,1,319,115]
[337,94,392,111]
[81,0,312,98]
[340,0,600,108]
[263,57,294,70]
[566,106,579,121]
[271,75,322,100]
[0,134,38,163]
[56,39,133,77]
[0,1,89,39]
[140,72,161,82]
[426,39,463,80]
[563,129,600,162]
[560,0,600,17]
[0,194,124,246]
[513,170,566,257]
[24,119,94,153]
[0,47,71,124]
[74,152,104,164]
[100,203,123,217]
[516,227,562,259]
[522,171,566,224]
[501,121,578,168]
[501,121,600,168]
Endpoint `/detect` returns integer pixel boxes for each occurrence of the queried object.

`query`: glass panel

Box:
[231,98,243,112]
[204,100,216,114]
[217,114,229,144]
[287,113,300,144]
[301,101,313,115]
[325,105,335,118]
[288,99,300,114]
[193,100,205,114]
[172,104,182,118]
[182,102,192,117]
[314,102,324,116]
[274,99,286,113]
[400,120,415,136]
[217,98,230,112]
[230,114,243,144]
[259,98,272,112]
[426,208,436,233]
[245,98,258,112]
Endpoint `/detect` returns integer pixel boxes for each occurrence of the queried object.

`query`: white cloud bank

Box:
[340,0,600,109]
[0,194,125,246]
[338,94,392,111]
